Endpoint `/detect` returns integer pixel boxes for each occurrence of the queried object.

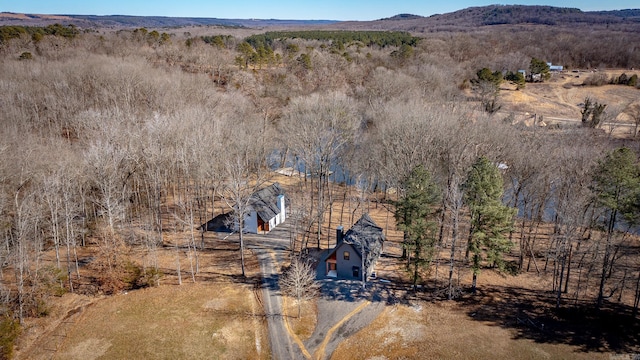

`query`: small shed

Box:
[547,62,564,71]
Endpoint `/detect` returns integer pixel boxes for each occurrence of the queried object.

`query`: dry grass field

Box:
[331,301,608,360]
[52,284,267,360]
[283,296,318,340]
[13,240,270,360]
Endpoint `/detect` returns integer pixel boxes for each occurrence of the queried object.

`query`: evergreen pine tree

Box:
[590,147,640,308]
[463,157,516,293]
[395,165,441,289]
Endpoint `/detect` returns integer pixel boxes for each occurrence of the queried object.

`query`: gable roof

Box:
[328,213,385,272]
[343,213,384,246]
[343,213,384,264]
[248,182,286,221]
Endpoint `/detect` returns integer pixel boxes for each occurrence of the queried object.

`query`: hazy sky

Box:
[2,1,638,21]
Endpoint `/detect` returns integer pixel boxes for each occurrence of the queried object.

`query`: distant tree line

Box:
[0,24,79,44]
[131,27,171,45]
[432,5,640,27]
[245,30,420,49]
[583,72,639,88]
[199,34,233,48]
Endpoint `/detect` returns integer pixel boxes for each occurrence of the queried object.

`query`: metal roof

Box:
[248,182,286,221]
[341,213,385,271]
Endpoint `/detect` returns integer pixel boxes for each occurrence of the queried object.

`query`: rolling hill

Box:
[331,5,640,32]
[1,5,639,31]
[0,12,337,29]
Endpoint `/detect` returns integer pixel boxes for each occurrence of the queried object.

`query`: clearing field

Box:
[54,284,267,360]
[331,301,607,360]
[499,69,640,137]
[13,239,270,360]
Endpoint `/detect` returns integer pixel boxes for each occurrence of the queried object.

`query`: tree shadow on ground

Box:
[319,279,365,302]
[318,277,412,306]
[458,285,640,354]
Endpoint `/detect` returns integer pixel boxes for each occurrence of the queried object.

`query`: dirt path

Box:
[15,295,100,360]
[303,283,387,360]
[311,300,371,360]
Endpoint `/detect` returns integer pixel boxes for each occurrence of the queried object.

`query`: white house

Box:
[237,183,288,234]
[547,62,564,71]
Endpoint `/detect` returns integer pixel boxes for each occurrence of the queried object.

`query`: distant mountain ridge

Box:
[425,5,640,26]
[335,5,640,32]
[381,14,424,21]
[0,12,337,28]
[1,5,639,30]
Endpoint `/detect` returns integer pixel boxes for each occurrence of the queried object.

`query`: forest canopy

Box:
[0,24,79,44]
[244,30,420,49]
[1,12,640,356]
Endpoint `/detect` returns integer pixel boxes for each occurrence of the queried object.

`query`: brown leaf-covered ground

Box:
[12,168,640,359]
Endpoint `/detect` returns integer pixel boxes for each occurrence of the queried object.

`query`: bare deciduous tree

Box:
[627,104,640,138]
[279,258,319,318]
[280,92,359,249]
[220,119,270,277]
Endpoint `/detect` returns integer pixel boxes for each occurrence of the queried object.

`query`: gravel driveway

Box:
[242,222,402,360]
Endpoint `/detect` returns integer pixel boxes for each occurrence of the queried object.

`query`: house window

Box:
[352,266,359,278]
[343,251,350,260]
[329,263,336,271]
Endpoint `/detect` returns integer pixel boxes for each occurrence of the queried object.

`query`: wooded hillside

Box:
[1,10,640,357]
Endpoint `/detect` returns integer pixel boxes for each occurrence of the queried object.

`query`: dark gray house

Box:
[323,213,385,280]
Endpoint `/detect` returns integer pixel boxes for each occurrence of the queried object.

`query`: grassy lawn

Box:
[282,296,317,341]
[331,302,609,360]
[54,283,268,360]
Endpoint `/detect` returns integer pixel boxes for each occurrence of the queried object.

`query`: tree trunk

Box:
[564,243,572,294]
[618,269,627,303]
[556,248,567,310]
[633,269,640,317]
[240,222,246,277]
[189,201,199,274]
[472,272,477,294]
[327,181,333,250]
[465,224,474,261]
[448,203,460,300]
[340,190,346,225]
[518,216,527,271]
[316,167,323,249]
[437,195,447,246]
[528,241,541,275]
[597,210,616,309]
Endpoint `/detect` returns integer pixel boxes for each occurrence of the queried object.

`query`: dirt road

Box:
[245,224,305,359]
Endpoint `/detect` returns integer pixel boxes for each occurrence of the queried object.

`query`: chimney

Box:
[336,226,344,244]
[277,194,285,222]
